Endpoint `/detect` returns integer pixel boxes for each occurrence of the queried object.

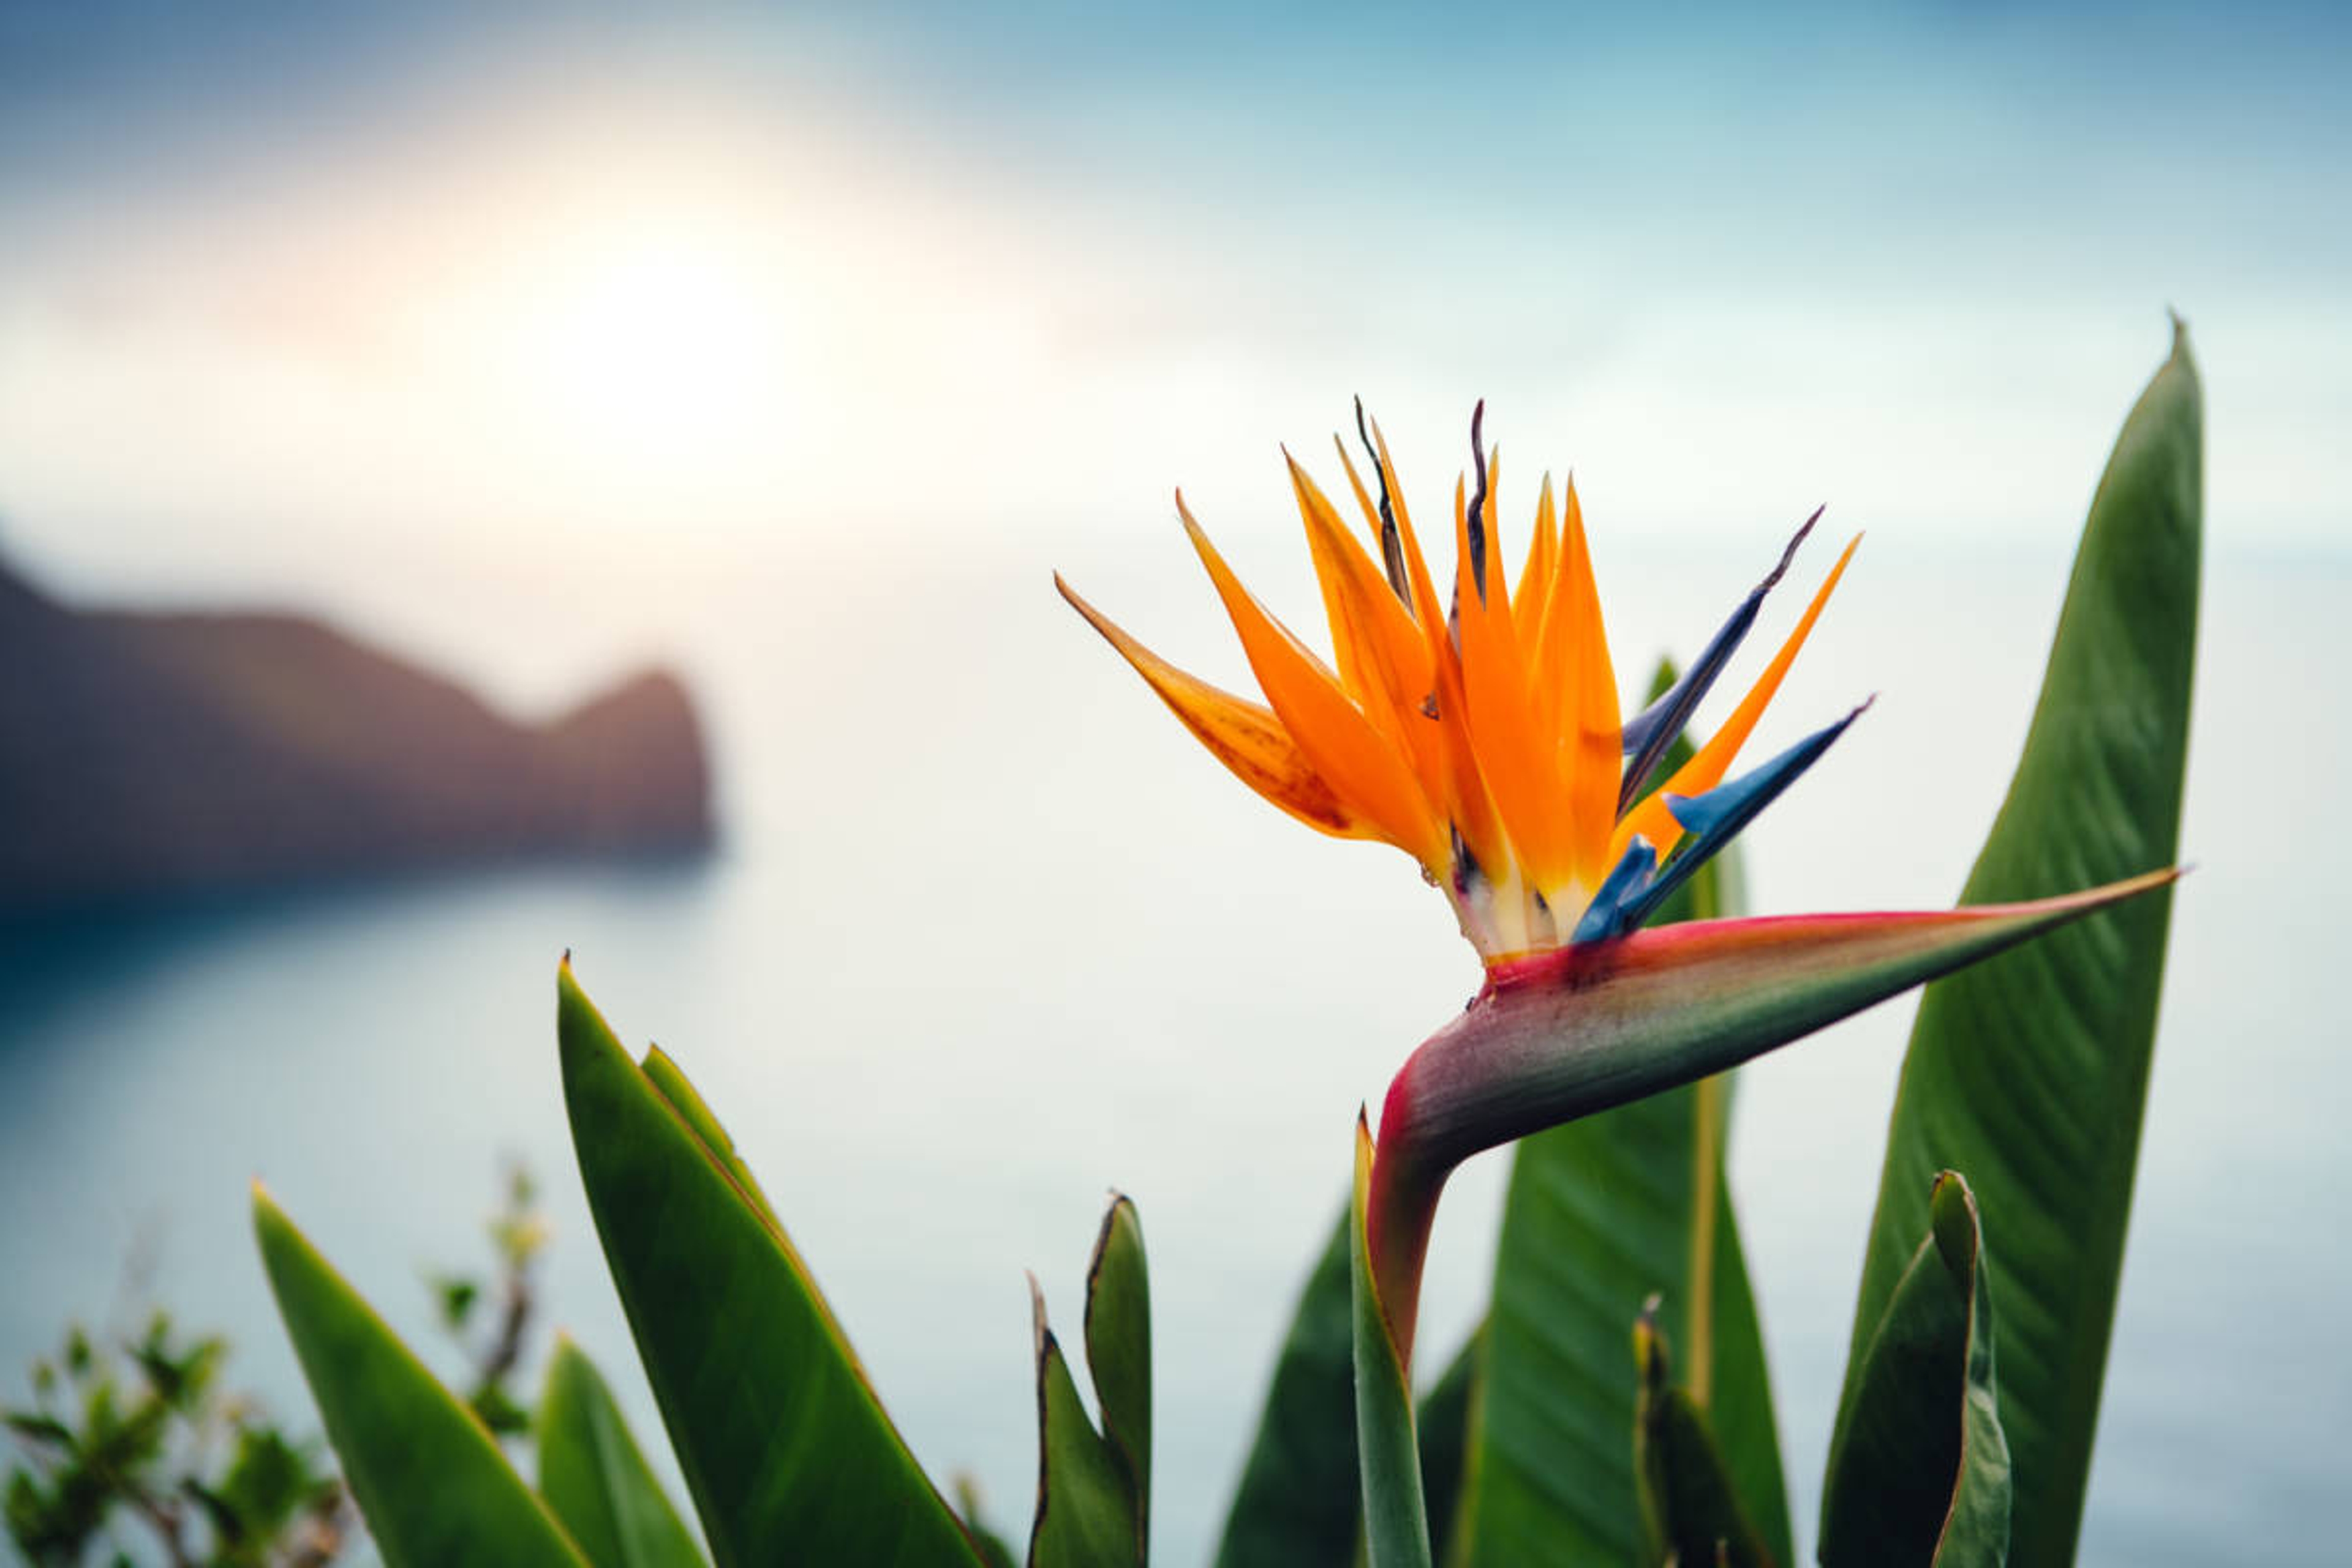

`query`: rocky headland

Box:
[0,558,714,912]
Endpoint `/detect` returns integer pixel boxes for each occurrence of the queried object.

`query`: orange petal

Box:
[1287,454,1444,807]
[1057,574,1366,837]
[1370,419,1509,876]
[1288,453,1379,703]
[1541,473,1623,883]
[1616,533,1862,858]
[1453,467,1576,886]
[1515,471,1560,638]
[1287,455,1433,704]
[1177,497,1446,862]
[1530,475,1585,741]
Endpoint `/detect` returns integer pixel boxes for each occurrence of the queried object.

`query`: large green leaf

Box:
[1453,669,1790,1568]
[1029,1194,1151,1567]
[1352,1117,1433,1568]
[556,963,981,1568]
[1456,1093,1785,1568]
[1820,1172,2009,1568]
[1842,322,2200,1564]
[537,1336,708,1568]
[1212,1210,1357,1568]
[251,1188,588,1568]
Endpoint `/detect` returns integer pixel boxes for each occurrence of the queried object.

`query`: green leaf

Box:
[1417,1327,1480,1565]
[1820,1172,2009,1568]
[1842,320,2199,1565]
[203,1424,324,1543]
[1083,1195,1152,1534]
[473,1381,532,1438]
[130,1317,222,1411]
[1028,1277,1140,1568]
[251,1186,588,1568]
[537,1336,708,1568]
[638,1046,782,1231]
[435,1276,483,1331]
[1213,1208,1357,1568]
[1633,1303,1773,1568]
[1452,664,1789,1568]
[556,963,979,1568]
[1029,1193,1150,1567]
[1352,1117,1432,1568]
[4,1412,74,1450]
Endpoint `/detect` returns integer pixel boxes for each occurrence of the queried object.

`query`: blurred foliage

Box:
[3,1313,345,1567]
[429,1162,551,1442]
[9,1163,551,1567]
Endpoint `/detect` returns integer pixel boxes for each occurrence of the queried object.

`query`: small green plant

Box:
[427,1163,552,1442]
[7,1165,556,1567]
[3,1314,346,1567]
[247,324,2198,1567]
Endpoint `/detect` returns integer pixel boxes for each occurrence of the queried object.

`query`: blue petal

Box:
[1619,698,1871,930]
[1571,837,1659,943]
[1618,507,1822,814]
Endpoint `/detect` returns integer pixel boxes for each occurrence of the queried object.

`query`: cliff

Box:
[0,559,714,911]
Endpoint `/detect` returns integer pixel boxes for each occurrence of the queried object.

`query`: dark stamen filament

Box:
[1354,397,1413,609]
[1466,400,1490,603]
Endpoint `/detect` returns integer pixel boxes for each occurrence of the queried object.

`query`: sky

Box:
[1,1,2346,697]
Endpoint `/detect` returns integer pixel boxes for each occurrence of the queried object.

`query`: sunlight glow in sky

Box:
[1,1,2345,647]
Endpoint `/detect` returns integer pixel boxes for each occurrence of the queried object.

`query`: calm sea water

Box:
[2,538,2342,1565]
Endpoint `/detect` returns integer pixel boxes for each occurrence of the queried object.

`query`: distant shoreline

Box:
[1,556,717,914]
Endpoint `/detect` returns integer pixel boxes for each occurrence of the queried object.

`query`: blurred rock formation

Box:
[0,557,714,911]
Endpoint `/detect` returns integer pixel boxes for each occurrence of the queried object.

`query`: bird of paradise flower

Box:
[1060,400,1861,964]
[1057,402,2174,1564]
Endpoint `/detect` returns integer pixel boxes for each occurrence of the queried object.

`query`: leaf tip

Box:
[1632,1291,1667,1380]
[2157,307,2201,395]
[1027,1269,1050,1352]
[249,1178,286,1235]
[1927,1169,1983,1273]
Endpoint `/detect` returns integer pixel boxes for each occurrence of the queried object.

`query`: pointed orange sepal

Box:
[1284,454,1446,810]
[1542,474,1623,884]
[1056,573,1367,838]
[1176,498,1444,863]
